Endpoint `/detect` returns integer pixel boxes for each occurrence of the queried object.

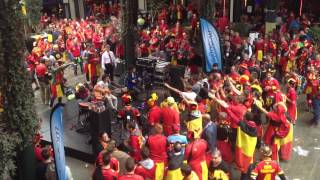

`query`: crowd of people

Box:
[29,1,320,180]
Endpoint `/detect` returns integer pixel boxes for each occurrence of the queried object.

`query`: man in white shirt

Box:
[164,83,197,101]
[101,44,116,81]
[94,74,118,110]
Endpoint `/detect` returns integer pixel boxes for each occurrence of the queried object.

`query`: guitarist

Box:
[94,74,118,110]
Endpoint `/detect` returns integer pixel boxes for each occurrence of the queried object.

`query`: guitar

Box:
[93,86,110,100]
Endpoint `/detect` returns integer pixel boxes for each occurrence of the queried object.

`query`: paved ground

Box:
[34,67,320,180]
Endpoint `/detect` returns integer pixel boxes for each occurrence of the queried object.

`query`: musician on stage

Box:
[94,74,118,110]
[126,67,141,96]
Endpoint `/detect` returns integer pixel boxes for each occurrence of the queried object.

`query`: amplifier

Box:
[114,61,126,76]
[136,57,156,68]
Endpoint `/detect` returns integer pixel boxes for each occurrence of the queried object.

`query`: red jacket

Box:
[147,106,162,126]
[116,43,124,59]
[225,103,247,128]
[92,33,103,49]
[35,63,47,77]
[96,153,119,172]
[147,134,168,163]
[129,132,143,162]
[262,78,280,95]
[286,87,297,122]
[70,45,81,57]
[162,107,180,136]
[119,173,144,180]
[101,168,119,180]
[185,139,208,180]
[134,159,156,180]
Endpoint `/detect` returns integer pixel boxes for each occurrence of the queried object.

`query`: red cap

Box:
[121,94,132,104]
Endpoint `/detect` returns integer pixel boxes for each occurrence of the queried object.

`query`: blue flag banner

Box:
[50,104,66,180]
[200,18,222,72]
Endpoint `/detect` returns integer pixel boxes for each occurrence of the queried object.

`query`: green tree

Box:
[0,0,38,179]
[25,0,43,32]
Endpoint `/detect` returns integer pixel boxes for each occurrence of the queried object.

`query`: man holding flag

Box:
[235,112,258,180]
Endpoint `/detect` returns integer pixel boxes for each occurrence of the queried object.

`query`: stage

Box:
[37,84,169,163]
[38,100,96,163]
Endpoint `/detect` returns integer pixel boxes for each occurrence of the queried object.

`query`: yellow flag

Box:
[48,34,53,43]
[21,0,27,16]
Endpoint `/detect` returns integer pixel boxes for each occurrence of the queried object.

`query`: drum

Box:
[79,102,90,109]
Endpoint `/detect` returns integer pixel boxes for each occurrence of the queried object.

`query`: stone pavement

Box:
[34,68,320,180]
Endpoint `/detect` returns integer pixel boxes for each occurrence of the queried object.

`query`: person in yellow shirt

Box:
[181,163,199,180]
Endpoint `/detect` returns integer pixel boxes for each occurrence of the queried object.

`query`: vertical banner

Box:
[50,104,66,180]
[200,18,222,72]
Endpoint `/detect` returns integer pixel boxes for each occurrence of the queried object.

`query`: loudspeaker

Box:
[168,65,185,98]
[89,108,112,154]
[115,62,126,76]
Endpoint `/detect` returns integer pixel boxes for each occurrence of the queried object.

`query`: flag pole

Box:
[299,0,303,16]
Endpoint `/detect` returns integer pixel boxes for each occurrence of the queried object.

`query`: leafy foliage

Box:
[309,25,320,43]
[25,0,43,32]
[0,0,38,178]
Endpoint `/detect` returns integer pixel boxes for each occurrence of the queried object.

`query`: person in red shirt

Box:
[251,146,286,180]
[161,97,180,136]
[128,121,144,162]
[147,97,162,127]
[70,41,83,75]
[261,70,280,108]
[254,36,265,61]
[185,131,208,180]
[65,35,74,52]
[35,59,50,104]
[119,157,144,180]
[117,94,141,136]
[286,78,297,124]
[95,151,120,173]
[146,124,167,180]
[255,99,289,160]
[134,147,156,180]
[159,19,168,32]
[92,152,119,180]
[85,46,100,85]
[209,92,248,150]
[92,31,103,51]
[116,42,124,59]
[231,32,242,48]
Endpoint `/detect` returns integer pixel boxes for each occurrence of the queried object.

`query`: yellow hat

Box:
[151,93,158,101]
[167,97,175,105]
